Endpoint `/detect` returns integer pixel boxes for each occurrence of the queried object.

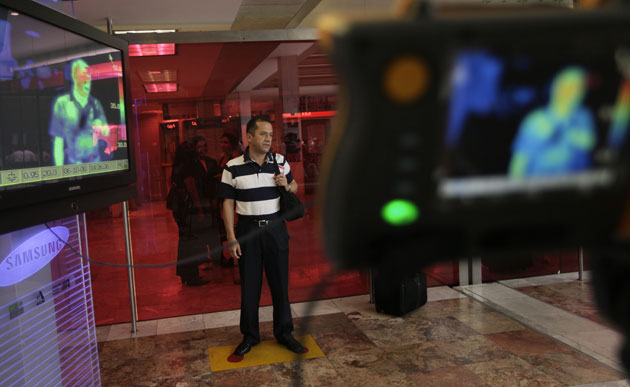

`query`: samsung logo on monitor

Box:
[68,185,81,191]
[0,227,69,286]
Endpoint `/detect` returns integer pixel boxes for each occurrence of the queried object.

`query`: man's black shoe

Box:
[234,339,255,356]
[278,336,307,354]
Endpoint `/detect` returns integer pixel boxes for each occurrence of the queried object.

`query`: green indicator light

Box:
[381,199,419,226]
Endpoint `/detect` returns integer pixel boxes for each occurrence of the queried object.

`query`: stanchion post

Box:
[579,247,584,281]
[369,269,375,304]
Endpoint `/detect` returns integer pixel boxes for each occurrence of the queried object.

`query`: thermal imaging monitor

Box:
[0,0,135,232]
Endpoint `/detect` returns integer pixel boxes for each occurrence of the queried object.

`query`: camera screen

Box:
[439,47,630,198]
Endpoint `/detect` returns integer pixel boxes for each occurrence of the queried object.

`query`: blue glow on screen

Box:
[446,51,504,147]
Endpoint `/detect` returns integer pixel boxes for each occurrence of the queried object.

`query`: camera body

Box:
[320,9,630,270]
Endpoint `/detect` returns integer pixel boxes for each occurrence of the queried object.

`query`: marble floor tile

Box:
[259,305,274,322]
[96,287,629,386]
[331,294,393,320]
[153,330,208,353]
[133,319,158,338]
[487,329,573,357]
[551,334,626,373]
[272,357,346,386]
[414,316,480,343]
[354,316,426,348]
[156,314,204,335]
[518,282,613,328]
[521,350,624,385]
[291,299,342,317]
[210,364,279,387]
[328,348,417,386]
[407,365,487,387]
[99,337,160,385]
[454,310,524,335]
[296,313,355,336]
[564,329,624,360]
[383,342,456,374]
[361,326,426,348]
[427,285,467,302]
[574,380,630,386]
[436,334,514,365]
[514,308,600,334]
[312,326,376,355]
[204,325,243,348]
[150,347,210,379]
[202,309,240,329]
[95,324,111,342]
[133,373,214,386]
[258,305,299,323]
[500,271,589,288]
[458,282,528,302]
[465,355,565,386]
[406,297,490,321]
[106,323,133,341]
[100,355,161,386]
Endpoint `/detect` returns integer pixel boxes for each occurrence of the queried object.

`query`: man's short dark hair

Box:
[246,116,271,136]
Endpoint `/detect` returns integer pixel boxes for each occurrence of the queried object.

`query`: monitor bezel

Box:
[0,0,136,217]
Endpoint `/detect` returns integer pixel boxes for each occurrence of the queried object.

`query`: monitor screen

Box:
[0,3,130,194]
[439,46,630,199]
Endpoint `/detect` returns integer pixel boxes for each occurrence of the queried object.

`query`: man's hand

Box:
[274,173,289,191]
[227,237,242,259]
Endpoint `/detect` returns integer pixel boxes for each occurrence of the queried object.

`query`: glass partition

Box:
[87,40,459,325]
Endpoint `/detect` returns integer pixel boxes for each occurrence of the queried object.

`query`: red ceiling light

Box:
[144,83,178,93]
[129,43,175,57]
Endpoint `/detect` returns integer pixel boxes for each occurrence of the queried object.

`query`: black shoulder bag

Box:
[272,154,304,221]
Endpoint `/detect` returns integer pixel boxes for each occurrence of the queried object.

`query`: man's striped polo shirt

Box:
[218,149,293,219]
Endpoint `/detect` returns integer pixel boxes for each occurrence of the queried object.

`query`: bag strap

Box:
[270,152,281,175]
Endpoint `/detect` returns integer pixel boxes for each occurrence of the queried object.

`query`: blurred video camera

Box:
[318,6,630,271]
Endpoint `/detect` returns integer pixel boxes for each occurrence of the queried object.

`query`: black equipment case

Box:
[374,271,428,316]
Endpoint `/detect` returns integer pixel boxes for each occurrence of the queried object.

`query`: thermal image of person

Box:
[49,59,109,166]
[509,66,596,178]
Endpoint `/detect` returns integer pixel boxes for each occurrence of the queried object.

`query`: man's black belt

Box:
[241,218,274,227]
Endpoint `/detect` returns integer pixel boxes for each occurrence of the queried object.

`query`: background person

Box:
[171,140,209,286]
[190,136,222,267]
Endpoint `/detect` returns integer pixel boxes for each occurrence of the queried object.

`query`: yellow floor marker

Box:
[208,335,324,372]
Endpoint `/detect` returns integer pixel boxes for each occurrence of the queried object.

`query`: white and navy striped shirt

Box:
[218,150,293,219]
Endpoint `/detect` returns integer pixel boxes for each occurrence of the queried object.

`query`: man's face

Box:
[195,141,208,157]
[247,121,273,154]
[73,63,91,98]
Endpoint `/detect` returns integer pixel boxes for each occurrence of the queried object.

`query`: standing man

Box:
[49,58,109,166]
[219,116,306,356]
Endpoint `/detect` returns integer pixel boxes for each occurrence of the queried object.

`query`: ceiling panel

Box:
[37,0,244,32]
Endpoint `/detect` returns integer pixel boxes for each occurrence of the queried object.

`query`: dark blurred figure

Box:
[217,132,242,173]
[283,132,301,162]
[191,136,222,268]
[97,139,113,161]
[170,140,208,286]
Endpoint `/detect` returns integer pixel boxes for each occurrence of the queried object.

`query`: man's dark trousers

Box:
[237,218,293,343]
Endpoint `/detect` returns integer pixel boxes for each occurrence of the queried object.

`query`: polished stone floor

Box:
[97,273,630,386]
